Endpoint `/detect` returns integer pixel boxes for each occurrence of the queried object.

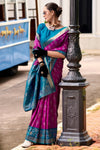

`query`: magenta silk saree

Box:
[24,23,69,144]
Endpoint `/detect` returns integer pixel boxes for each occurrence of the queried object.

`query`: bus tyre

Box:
[6,66,18,76]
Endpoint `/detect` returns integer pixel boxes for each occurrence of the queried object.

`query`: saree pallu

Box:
[24,25,69,144]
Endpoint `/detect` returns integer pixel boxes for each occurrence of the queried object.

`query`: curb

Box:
[82,53,100,56]
[86,102,100,114]
[11,102,100,150]
[82,51,100,56]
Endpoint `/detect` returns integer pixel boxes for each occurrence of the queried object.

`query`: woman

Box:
[22,2,69,148]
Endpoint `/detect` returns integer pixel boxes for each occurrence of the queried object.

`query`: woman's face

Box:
[43,6,54,23]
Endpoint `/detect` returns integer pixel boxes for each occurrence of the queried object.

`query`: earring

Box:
[44,20,48,23]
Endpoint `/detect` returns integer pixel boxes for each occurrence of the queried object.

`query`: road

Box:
[0,55,100,150]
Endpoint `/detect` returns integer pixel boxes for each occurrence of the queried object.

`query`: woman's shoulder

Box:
[37,23,45,30]
[37,23,46,34]
[63,26,69,31]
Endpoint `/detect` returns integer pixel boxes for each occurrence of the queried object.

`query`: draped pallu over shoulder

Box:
[23,23,69,112]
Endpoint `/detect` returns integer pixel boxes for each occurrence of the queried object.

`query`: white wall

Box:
[36,0,100,50]
[62,0,70,26]
[95,0,100,35]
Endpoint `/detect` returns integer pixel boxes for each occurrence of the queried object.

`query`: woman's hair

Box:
[45,2,62,18]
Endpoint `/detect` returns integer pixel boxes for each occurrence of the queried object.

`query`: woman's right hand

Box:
[33,47,47,58]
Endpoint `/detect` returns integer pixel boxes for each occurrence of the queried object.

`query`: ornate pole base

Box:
[57,81,93,146]
[57,131,92,146]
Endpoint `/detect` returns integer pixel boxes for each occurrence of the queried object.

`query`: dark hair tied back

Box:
[56,6,62,17]
[45,2,62,18]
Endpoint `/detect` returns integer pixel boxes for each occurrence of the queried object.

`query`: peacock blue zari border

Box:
[25,126,57,145]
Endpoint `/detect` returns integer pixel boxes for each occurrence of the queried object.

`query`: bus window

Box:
[0,0,5,21]
[7,0,16,20]
[18,0,26,19]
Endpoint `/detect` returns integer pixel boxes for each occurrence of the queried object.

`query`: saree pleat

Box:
[25,59,62,144]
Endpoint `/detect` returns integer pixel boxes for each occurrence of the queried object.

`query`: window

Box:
[18,1,26,19]
[0,0,5,21]
[79,0,92,33]
[7,0,16,20]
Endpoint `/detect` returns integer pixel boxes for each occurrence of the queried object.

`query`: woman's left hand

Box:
[40,63,48,77]
[33,47,47,58]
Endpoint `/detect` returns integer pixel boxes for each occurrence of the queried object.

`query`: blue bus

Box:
[0,0,30,75]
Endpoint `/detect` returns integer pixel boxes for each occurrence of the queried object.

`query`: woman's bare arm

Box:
[47,51,66,59]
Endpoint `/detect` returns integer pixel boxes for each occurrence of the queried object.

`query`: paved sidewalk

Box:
[12,103,100,150]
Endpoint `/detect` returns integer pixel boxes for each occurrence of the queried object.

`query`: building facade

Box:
[36,0,100,51]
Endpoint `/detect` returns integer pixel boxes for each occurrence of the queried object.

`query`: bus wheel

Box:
[6,66,18,76]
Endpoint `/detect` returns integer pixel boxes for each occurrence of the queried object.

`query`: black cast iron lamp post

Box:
[57,0,93,146]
